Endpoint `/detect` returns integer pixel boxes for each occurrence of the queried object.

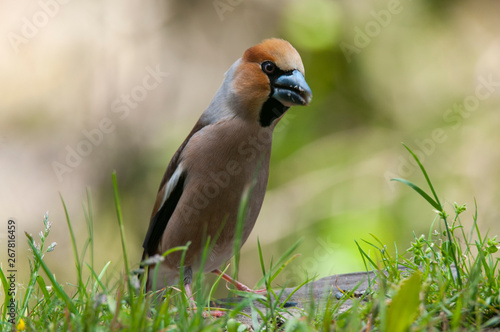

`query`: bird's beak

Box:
[272,70,313,107]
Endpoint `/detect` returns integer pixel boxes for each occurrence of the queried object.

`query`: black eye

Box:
[261,61,276,74]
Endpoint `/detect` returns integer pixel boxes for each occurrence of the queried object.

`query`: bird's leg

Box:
[212,269,267,294]
[184,281,225,317]
[183,282,196,310]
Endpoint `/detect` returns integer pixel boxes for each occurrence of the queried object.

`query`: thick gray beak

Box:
[272,70,313,107]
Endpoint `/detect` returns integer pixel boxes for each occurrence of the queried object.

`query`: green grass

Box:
[1,146,499,331]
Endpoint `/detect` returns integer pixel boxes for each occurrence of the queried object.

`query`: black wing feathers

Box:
[141,120,207,260]
[142,172,186,256]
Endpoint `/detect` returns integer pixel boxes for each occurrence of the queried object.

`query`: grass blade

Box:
[391,178,440,211]
[0,266,12,322]
[36,275,51,300]
[402,143,442,209]
[25,232,78,314]
[386,271,422,332]
[60,194,86,298]
[111,172,133,298]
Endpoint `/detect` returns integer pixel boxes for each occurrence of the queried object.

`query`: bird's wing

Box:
[142,121,206,257]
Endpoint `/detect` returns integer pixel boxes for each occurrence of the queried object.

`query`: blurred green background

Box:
[1,0,500,294]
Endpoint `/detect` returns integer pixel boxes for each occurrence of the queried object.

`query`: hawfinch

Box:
[142,38,312,298]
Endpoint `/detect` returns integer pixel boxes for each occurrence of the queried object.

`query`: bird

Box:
[141,38,312,305]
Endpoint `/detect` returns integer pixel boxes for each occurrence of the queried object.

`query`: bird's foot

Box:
[212,269,267,294]
[193,307,226,318]
[190,300,226,318]
[184,283,226,317]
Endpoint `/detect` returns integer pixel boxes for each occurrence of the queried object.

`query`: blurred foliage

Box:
[281,0,342,51]
[1,0,500,292]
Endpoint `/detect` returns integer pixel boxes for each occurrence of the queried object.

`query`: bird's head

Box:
[227,38,313,127]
